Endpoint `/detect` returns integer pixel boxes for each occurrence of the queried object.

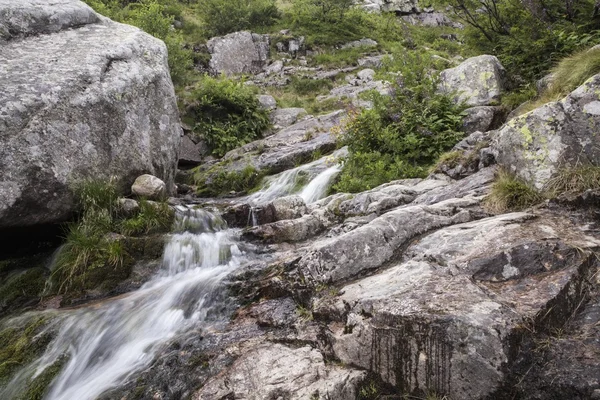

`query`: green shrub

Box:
[197,0,280,36]
[333,52,465,193]
[484,170,544,213]
[183,75,271,157]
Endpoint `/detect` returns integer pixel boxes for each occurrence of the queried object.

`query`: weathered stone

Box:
[257,94,277,110]
[329,212,600,399]
[361,0,421,14]
[439,55,506,106]
[358,55,386,68]
[357,68,376,82]
[462,106,505,133]
[298,197,479,283]
[131,175,166,200]
[492,73,600,189]
[117,198,139,217]
[271,195,308,221]
[402,12,463,28]
[178,135,207,166]
[341,38,378,49]
[207,31,270,75]
[0,0,181,229]
[194,343,365,400]
[264,59,284,76]
[270,107,307,130]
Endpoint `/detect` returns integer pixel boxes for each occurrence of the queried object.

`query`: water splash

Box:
[3,208,244,400]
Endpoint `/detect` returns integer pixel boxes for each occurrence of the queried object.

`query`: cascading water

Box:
[1,208,246,400]
[2,151,343,400]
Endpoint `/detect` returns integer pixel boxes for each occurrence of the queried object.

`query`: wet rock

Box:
[492,73,600,189]
[131,175,166,200]
[243,213,325,243]
[207,31,270,75]
[462,106,505,133]
[439,55,506,106]
[270,107,307,130]
[0,0,181,229]
[257,94,277,110]
[328,212,600,399]
[194,343,365,400]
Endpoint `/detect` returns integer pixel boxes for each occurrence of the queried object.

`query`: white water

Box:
[248,151,344,206]
[2,152,344,399]
[3,209,245,400]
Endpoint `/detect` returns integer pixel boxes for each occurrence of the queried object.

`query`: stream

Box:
[1,159,341,400]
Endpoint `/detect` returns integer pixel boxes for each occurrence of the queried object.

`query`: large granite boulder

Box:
[492,73,600,189]
[0,0,181,229]
[207,31,270,75]
[439,55,506,106]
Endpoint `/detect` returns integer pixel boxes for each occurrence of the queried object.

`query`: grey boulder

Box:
[207,31,270,75]
[0,0,181,229]
[492,73,600,189]
[439,55,506,106]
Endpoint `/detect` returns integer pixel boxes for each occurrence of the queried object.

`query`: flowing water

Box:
[2,162,341,400]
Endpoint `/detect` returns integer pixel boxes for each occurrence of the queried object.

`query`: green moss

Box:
[17,357,66,400]
[0,268,47,314]
[119,200,175,236]
[0,314,55,385]
[195,165,266,197]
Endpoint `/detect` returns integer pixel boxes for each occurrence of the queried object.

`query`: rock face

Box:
[327,212,599,399]
[207,31,270,75]
[0,0,181,229]
[195,343,365,400]
[492,73,600,189]
[462,106,505,133]
[439,55,506,106]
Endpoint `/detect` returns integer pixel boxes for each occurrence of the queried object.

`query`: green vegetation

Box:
[51,179,174,294]
[0,315,55,386]
[484,170,544,213]
[198,0,280,36]
[333,52,465,193]
[195,165,265,197]
[519,47,600,113]
[181,75,271,157]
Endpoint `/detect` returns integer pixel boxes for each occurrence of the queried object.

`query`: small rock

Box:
[358,55,386,68]
[131,174,167,200]
[265,60,284,76]
[118,198,139,217]
[341,38,378,49]
[257,94,277,110]
[357,68,375,82]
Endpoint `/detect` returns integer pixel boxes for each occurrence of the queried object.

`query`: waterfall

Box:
[299,165,342,204]
[2,208,245,400]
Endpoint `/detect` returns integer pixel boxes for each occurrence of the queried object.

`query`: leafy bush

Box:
[284,0,368,45]
[484,170,544,212]
[183,75,271,157]
[333,53,465,193]
[198,0,280,36]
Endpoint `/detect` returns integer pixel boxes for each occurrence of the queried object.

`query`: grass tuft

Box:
[484,170,544,213]
[544,165,600,197]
